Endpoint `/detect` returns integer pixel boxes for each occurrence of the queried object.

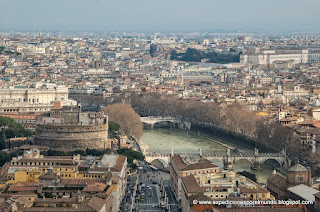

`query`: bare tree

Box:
[102,103,143,140]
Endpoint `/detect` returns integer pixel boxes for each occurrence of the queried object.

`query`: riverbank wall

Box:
[142,118,276,153]
[190,122,275,153]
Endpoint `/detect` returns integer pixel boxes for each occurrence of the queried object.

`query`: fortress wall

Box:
[34,124,108,150]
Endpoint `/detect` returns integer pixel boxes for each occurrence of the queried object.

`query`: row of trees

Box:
[127,93,304,160]
[170,48,240,63]
[44,148,109,157]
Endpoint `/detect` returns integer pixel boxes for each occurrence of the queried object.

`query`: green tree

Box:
[0,151,7,165]
[109,121,120,132]
[117,148,144,164]
[0,117,33,139]
[170,48,240,63]
[150,44,157,57]
[237,171,257,182]
[0,130,6,150]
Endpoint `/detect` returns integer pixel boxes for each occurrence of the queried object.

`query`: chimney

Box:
[308,168,312,186]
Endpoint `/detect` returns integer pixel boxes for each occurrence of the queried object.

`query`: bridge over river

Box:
[140,116,192,130]
[143,148,290,170]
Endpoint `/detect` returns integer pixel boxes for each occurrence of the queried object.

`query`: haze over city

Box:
[1,0,320,32]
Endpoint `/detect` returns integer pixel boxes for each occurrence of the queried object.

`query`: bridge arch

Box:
[153,120,177,127]
[209,158,224,168]
[150,158,169,168]
[261,158,283,167]
[234,158,254,168]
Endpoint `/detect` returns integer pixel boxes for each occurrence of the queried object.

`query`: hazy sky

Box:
[1,0,319,32]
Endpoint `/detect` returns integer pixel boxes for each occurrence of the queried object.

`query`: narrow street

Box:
[121,162,180,212]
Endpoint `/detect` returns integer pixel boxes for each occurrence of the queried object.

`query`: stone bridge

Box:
[144,148,290,170]
[140,116,191,130]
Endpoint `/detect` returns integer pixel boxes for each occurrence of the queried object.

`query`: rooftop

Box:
[287,184,319,202]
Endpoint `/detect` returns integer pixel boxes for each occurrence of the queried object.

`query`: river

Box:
[140,128,277,183]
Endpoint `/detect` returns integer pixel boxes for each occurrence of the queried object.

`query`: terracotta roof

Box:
[83,183,107,192]
[87,197,105,211]
[60,179,105,187]
[240,186,269,194]
[171,155,218,171]
[171,155,186,170]
[183,158,218,171]
[7,186,37,192]
[7,182,41,192]
[112,155,126,172]
[267,173,289,191]
[33,198,77,204]
[181,174,205,194]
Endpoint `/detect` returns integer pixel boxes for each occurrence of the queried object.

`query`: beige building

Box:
[0,83,76,113]
[3,148,127,212]
[170,155,220,201]
[180,168,272,212]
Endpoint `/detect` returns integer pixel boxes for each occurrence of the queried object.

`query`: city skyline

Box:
[2,1,320,211]
[1,0,320,33]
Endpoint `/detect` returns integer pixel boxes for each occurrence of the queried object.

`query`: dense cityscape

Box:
[0,31,320,212]
[1,0,320,211]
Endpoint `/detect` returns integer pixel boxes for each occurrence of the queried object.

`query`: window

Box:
[298,175,304,182]
[290,175,294,182]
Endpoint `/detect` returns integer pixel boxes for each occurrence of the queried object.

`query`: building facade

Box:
[240,49,308,68]
[0,83,76,114]
[170,155,220,201]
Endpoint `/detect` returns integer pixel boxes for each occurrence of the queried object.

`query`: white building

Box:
[240,49,308,67]
[309,50,320,63]
[0,83,76,113]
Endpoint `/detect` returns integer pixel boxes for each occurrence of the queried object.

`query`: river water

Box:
[140,128,276,183]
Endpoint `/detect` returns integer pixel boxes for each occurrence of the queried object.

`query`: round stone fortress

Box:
[34,105,108,150]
